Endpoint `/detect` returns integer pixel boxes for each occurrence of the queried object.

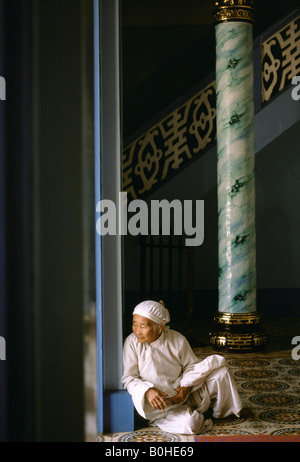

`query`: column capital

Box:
[213,0,255,24]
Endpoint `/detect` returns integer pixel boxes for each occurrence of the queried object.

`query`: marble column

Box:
[209,0,268,351]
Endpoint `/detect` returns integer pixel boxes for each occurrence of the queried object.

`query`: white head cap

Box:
[133,300,170,325]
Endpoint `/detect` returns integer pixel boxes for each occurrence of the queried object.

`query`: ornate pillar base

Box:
[209,312,268,353]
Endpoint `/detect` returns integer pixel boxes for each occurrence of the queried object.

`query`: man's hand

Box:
[145,388,169,410]
[171,386,192,404]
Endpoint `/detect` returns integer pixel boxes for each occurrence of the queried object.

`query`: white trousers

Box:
[151,366,242,434]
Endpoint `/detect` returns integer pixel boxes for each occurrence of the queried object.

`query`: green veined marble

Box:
[216,22,256,314]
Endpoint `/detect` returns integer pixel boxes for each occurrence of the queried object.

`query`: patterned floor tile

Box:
[97,319,300,442]
[116,430,182,442]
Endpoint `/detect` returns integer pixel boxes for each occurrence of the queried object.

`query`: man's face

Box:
[132,314,162,344]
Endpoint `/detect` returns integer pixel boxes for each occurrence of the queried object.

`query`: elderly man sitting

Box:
[121,300,242,435]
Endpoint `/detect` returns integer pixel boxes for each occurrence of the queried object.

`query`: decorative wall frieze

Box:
[123,82,216,202]
[123,12,300,200]
[261,15,300,103]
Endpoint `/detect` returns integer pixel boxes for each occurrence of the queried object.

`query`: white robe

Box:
[121,328,242,434]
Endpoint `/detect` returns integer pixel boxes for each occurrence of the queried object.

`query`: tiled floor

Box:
[85,317,300,442]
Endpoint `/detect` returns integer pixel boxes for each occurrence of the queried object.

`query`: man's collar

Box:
[148,329,166,349]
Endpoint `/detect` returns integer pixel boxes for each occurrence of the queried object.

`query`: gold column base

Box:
[209,311,269,352]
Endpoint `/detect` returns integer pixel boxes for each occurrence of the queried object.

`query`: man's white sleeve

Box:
[121,337,153,417]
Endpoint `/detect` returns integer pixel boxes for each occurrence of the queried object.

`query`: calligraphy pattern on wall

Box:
[123,82,216,202]
[261,15,300,103]
[123,13,300,201]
